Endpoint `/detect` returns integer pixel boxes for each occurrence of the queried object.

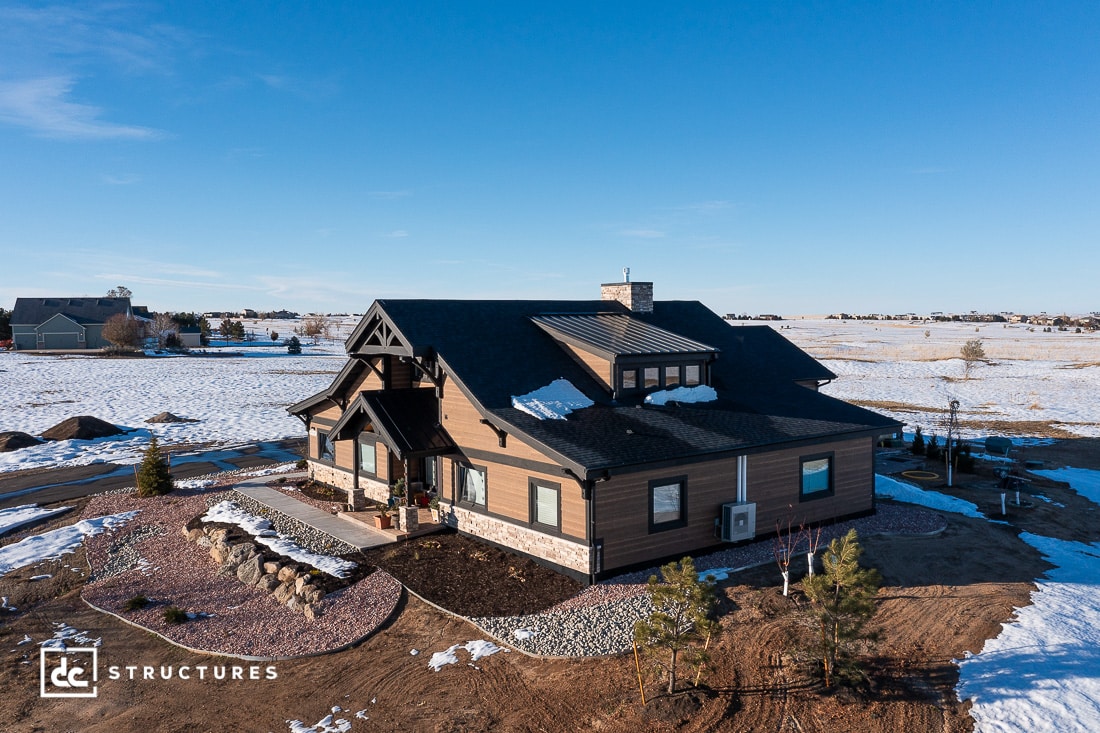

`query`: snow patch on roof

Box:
[511,379,594,420]
[645,385,718,406]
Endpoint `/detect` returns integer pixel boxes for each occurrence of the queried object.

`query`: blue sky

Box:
[1,2,1097,316]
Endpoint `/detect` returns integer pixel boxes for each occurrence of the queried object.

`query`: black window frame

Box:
[528,478,562,532]
[317,430,335,463]
[799,452,835,501]
[358,436,377,477]
[456,463,488,508]
[648,475,688,532]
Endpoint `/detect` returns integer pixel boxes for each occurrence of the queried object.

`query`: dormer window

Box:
[530,313,719,401]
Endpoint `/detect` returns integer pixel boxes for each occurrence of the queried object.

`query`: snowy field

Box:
[769,318,1100,438]
[4,316,1098,474]
[0,327,350,473]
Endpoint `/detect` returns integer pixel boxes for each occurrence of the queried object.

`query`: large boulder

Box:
[40,416,125,441]
[0,432,42,452]
[236,555,264,586]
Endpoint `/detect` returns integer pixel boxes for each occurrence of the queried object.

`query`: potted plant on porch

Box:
[373,502,392,530]
[428,496,440,523]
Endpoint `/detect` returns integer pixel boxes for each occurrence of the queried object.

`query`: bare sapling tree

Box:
[805,525,823,577]
[773,517,805,596]
[633,556,720,695]
[152,312,177,348]
[296,315,329,344]
[961,339,986,379]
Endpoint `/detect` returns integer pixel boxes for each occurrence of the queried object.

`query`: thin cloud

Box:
[0,76,162,140]
[618,228,666,239]
[101,174,141,185]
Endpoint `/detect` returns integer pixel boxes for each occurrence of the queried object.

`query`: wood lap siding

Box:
[558,341,613,392]
[441,389,550,463]
[594,437,874,572]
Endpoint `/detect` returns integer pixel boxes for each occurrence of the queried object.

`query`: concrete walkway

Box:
[233,480,394,550]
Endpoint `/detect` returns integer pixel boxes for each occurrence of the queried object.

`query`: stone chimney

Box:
[601,276,654,313]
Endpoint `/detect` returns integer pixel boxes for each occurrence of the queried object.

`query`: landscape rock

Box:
[209,542,231,565]
[222,542,255,570]
[263,561,281,575]
[286,595,303,613]
[256,574,280,592]
[273,582,296,605]
[303,586,325,604]
[39,415,125,441]
[186,528,205,542]
[294,575,313,594]
[236,555,264,586]
[277,566,298,583]
[303,603,319,621]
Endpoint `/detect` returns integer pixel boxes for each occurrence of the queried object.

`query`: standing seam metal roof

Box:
[530,313,718,356]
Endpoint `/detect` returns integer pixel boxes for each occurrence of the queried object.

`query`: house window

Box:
[318,431,335,462]
[622,369,637,390]
[643,367,660,389]
[458,465,487,507]
[359,440,376,475]
[684,364,701,386]
[800,454,834,499]
[530,480,560,529]
[665,365,680,386]
[649,476,687,531]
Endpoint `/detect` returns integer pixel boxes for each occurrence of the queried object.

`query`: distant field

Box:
[766,319,1100,439]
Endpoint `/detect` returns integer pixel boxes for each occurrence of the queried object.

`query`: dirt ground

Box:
[1,438,1097,733]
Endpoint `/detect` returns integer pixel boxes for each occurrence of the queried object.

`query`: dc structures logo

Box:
[40,647,98,698]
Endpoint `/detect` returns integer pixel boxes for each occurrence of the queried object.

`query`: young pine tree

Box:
[633,556,720,694]
[802,529,881,688]
[910,426,925,456]
[136,436,174,497]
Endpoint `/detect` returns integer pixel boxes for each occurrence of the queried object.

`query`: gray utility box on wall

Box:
[720,502,756,542]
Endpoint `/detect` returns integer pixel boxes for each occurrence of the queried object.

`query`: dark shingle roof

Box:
[11,297,133,326]
[336,299,899,476]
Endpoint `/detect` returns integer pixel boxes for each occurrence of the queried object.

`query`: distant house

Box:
[10,297,146,350]
[288,280,901,583]
[178,326,204,349]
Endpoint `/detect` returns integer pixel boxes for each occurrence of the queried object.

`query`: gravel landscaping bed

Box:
[471,502,947,657]
[77,466,945,660]
[80,485,401,659]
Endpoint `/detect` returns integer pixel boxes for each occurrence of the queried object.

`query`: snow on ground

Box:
[0,504,71,535]
[0,343,345,473]
[428,640,508,671]
[1031,468,1100,506]
[201,500,357,578]
[511,378,594,420]
[874,474,984,518]
[878,467,1100,732]
[770,319,1100,438]
[0,511,138,576]
[957,531,1100,733]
